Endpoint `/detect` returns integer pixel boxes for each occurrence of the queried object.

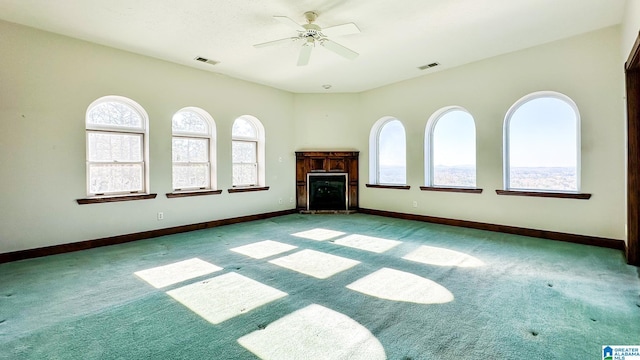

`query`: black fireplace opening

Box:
[308,174,347,211]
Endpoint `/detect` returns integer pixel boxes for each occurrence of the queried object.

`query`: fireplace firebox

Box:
[307,173,348,211]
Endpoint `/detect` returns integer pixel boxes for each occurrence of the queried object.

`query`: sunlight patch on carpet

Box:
[333,234,402,253]
[134,258,223,288]
[230,240,298,259]
[403,245,485,267]
[269,249,360,279]
[291,228,346,241]
[346,267,454,304]
[166,272,287,324]
[238,304,386,360]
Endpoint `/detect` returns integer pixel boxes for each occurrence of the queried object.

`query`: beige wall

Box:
[0,19,631,255]
[293,93,361,151]
[359,26,625,240]
[0,20,296,253]
[622,0,640,62]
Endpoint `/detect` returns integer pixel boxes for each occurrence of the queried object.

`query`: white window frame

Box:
[503,91,581,191]
[424,106,477,188]
[171,107,216,191]
[232,115,265,187]
[368,116,407,185]
[85,96,149,197]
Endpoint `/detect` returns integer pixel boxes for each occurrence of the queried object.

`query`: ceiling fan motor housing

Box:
[304,11,318,23]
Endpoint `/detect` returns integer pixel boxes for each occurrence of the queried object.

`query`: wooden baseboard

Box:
[1,207,625,264]
[0,209,297,264]
[358,208,626,251]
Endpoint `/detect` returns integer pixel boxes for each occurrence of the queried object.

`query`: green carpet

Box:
[1,214,639,359]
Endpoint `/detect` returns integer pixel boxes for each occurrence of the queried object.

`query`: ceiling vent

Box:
[195,56,219,65]
[418,62,440,70]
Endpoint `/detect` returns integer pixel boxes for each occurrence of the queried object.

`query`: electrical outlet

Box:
[278,198,283,204]
[412,201,418,208]
[157,212,164,220]
[289,197,294,203]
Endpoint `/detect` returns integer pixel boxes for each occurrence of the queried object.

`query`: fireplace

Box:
[295,151,359,212]
[307,173,348,211]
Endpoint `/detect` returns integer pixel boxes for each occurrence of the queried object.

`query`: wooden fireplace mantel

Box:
[295,151,359,211]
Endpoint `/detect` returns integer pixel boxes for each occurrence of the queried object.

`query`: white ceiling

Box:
[0,0,627,93]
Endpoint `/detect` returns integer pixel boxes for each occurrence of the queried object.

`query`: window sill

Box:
[227,186,270,193]
[166,190,222,198]
[420,186,483,194]
[365,184,411,190]
[495,190,591,199]
[77,193,157,204]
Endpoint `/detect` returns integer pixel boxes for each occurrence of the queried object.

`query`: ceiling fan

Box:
[254,11,360,66]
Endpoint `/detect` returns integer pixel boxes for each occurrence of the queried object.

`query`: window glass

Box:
[88,132,143,162]
[89,164,143,194]
[232,118,257,138]
[87,101,143,129]
[232,140,258,186]
[232,116,264,187]
[172,111,209,134]
[173,138,209,163]
[506,95,578,191]
[233,163,258,186]
[173,163,210,190]
[232,141,257,163]
[431,110,476,187]
[377,119,406,184]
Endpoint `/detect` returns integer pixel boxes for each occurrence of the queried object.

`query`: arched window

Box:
[172,107,216,191]
[425,107,476,187]
[369,117,406,185]
[85,96,149,196]
[504,91,580,191]
[232,115,265,187]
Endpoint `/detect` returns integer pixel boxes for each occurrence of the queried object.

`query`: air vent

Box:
[418,62,440,70]
[195,56,219,65]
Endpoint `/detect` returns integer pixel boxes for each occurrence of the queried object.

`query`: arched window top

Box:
[425,106,476,187]
[377,118,404,139]
[86,95,147,130]
[505,91,579,130]
[427,106,474,131]
[233,116,260,139]
[504,91,581,191]
[373,116,402,131]
[172,107,212,135]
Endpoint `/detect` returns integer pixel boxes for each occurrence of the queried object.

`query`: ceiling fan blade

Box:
[321,23,360,37]
[297,43,313,66]
[320,39,358,60]
[273,15,305,31]
[253,37,300,48]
